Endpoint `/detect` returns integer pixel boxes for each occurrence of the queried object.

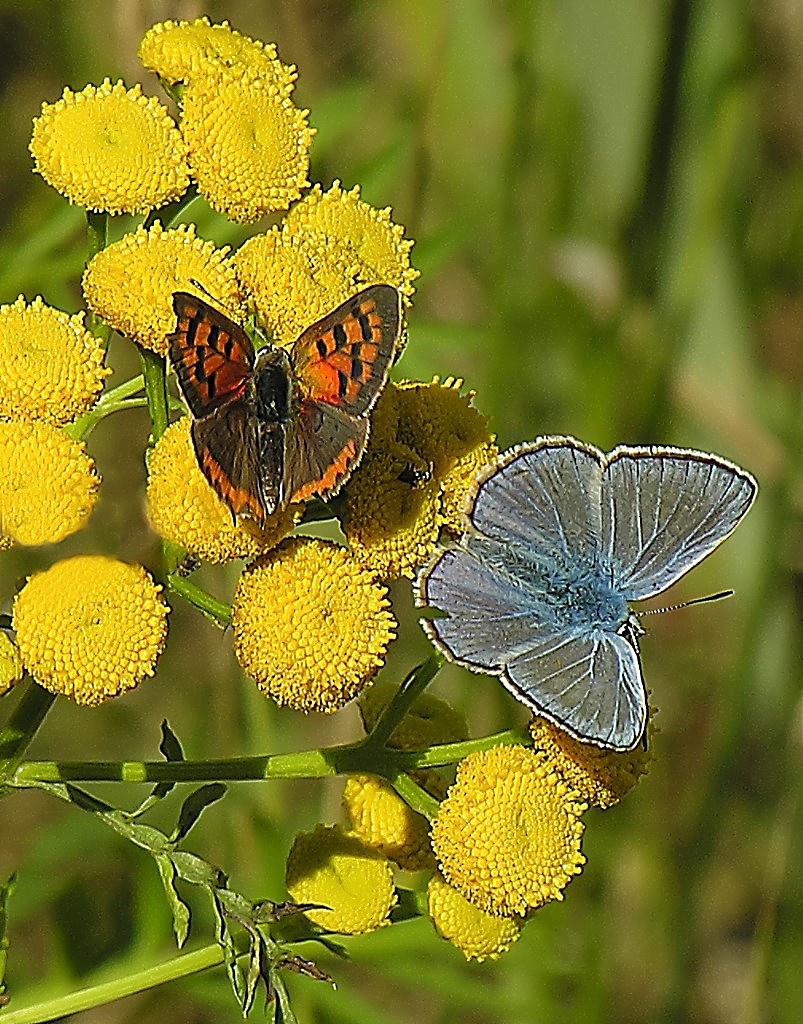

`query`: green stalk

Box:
[0,681,56,783]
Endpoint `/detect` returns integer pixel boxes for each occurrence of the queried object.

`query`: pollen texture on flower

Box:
[181,65,313,223]
[427,873,522,961]
[146,419,298,563]
[13,556,169,705]
[342,774,434,871]
[139,17,297,91]
[0,632,24,696]
[343,380,495,578]
[231,538,396,712]
[29,79,189,215]
[82,222,241,355]
[431,745,587,917]
[0,420,99,545]
[0,296,109,425]
[530,715,653,809]
[285,824,397,934]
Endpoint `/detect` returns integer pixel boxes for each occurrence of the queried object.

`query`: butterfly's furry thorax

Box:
[251,346,295,425]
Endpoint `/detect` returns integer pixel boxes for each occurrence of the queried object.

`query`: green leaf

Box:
[172,782,226,842]
[154,854,190,948]
[0,873,15,1003]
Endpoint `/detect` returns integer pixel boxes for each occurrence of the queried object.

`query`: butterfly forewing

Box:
[170,293,255,418]
[602,449,758,601]
[469,439,604,561]
[292,285,401,417]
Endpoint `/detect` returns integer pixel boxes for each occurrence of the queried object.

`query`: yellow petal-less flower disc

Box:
[232,538,396,712]
[14,556,168,705]
[235,229,358,347]
[139,17,297,92]
[0,420,99,545]
[342,774,434,871]
[0,632,24,696]
[0,296,110,425]
[30,79,189,215]
[181,65,314,223]
[283,181,419,305]
[427,873,522,962]
[529,716,653,809]
[146,419,299,563]
[439,439,499,532]
[285,824,397,934]
[431,745,587,917]
[83,222,241,355]
[343,445,442,580]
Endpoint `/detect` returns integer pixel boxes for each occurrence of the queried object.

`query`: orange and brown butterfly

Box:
[168,285,403,524]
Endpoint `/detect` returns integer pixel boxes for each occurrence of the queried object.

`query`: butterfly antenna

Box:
[637,590,734,618]
[189,278,217,302]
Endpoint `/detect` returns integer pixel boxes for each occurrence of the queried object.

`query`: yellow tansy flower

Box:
[83,222,241,355]
[181,65,313,223]
[285,824,396,935]
[0,632,24,696]
[343,380,495,578]
[14,556,168,705]
[431,745,586,917]
[342,774,434,871]
[427,873,521,962]
[530,715,653,809]
[30,79,189,215]
[139,17,297,92]
[231,538,396,712]
[0,420,99,545]
[0,296,109,425]
[283,181,418,303]
[235,229,358,347]
[146,419,299,563]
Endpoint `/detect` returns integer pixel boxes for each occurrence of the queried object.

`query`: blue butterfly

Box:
[416,436,757,750]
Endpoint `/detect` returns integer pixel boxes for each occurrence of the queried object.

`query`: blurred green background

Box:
[0,1,801,1022]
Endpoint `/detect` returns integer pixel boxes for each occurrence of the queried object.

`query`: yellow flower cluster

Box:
[344,379,497,578]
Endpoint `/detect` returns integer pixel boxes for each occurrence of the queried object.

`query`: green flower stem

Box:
[86,210,108,262]
[0,680,56,783]
[0,942,225,1024]
[389,771,440,820]
[145,181,200,231]
[140,346,169,443]
[166,575,231,626]
[10,728,527,788]
[364,653,444,750]
[64,374,146,440]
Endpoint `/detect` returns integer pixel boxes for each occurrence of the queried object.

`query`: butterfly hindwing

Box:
[292,285,401,417]
[170,292,254,419]
[281,399,369,505]
[191,401,266,522]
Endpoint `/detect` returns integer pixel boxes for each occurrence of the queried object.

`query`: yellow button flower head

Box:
[343,379,496,578]
[285,824,396,934]
[283,181,419,304]
[236,181,418,346]
[431,745,587,917]
[427,873,522,962]
[181,65,313,223]
[343,774,434,871]
[0,296,110,425]
[139,17,297,93]
[83,222,241,355]
[0,420,99,545]
[235,229,358,347]
[146,419,299,563]
[14,556,168,706]
[0,632,24,696]
[231,538,396,712]
[30,79,189,215]
[530,715,653,809]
